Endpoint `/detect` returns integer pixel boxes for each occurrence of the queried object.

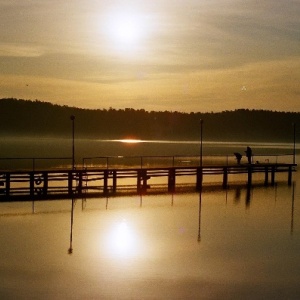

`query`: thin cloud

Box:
[0,43,43,57]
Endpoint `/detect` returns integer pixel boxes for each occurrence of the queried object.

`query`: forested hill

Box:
[0,98,299,142]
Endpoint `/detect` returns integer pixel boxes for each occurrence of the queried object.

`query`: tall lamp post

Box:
[70,115,75,170]
[198,119,203,242]
[69,115,75,254]
[200,119,203,168]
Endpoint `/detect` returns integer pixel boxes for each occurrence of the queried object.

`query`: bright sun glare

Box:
[102,9,148,53]
[106,219,139,258]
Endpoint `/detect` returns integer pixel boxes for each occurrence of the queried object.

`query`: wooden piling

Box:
[30,172,34,197]
[196,167,203,191]
[6,172,10,198]
[264,166,269,186]
[103,170,108,193]
[43,172,48,196]
[68,171,73,196]
[247,166,252,186]
[168,168,176,193]
[77,172,83,195]
[223,167,228,189]
[271,166,275,186]
[112,170,117,192]
[288,166,292,186]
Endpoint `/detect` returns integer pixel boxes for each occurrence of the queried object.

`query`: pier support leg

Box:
[271,166,275,186]
[103,170,108,193]
[6,173,10,198]
[288,166,292,186]
[247,166,252,187]
[223,167,228,189]
[112,171,117,192]
[168,168,176,193]
[77,172,82,195]
[30,172,34,198]
[137,170,141,192]
[196,167,203,191]
[43,172,48,196]
[68,171,73,196]
[137,170,148,193]
[264,167,269,186]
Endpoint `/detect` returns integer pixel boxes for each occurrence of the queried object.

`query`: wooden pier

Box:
[0,162,296,201]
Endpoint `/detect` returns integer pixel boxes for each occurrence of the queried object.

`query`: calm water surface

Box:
[0,139,299,299]
[0,175,300,299]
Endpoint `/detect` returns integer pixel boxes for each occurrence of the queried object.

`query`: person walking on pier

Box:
[245,146,252,164]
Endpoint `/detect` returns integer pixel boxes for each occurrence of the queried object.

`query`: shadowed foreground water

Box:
[0,172,299,299]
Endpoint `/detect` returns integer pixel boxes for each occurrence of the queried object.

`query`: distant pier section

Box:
[0,154,297,201]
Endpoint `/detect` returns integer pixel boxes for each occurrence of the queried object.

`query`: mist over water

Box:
[0,136,297,169]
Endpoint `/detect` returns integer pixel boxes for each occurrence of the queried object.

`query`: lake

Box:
[0,138,299,299]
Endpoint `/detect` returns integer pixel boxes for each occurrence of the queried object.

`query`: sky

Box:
[0,0,299,113]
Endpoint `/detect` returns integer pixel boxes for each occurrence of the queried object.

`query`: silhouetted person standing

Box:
[245,146,252,164]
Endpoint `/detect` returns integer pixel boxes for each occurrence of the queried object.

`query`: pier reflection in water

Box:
[0,175,299,299]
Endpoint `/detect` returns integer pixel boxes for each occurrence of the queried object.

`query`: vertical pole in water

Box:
[199,119,203,190]
[198,119,203,241]
[71,115,75,171]
[200,119,203,169]
[291,182,295,234]
[69,115,75,254]
[198,191,202,242]
[293,123,296,165]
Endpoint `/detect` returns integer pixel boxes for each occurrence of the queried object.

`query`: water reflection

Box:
[104,219,140,259]
[68,198,75,254]
[291,182,295,235]
[246,187,251,208]
[197,191,202,242]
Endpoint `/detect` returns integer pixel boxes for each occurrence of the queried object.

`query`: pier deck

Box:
[0,162,296,201]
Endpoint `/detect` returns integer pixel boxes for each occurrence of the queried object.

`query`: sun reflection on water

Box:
[105,219,139,259]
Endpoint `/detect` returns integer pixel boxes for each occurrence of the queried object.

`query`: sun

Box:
[102,9,148,54]
[112,15,140,44]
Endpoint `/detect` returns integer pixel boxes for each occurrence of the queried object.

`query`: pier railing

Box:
[0,154,295,171]
[0,154,296,201]
[82,154,295,170]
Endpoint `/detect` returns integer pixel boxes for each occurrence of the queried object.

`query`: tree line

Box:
[0,98,299,142]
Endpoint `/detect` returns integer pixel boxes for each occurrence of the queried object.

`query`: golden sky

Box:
[0,0,299,112]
